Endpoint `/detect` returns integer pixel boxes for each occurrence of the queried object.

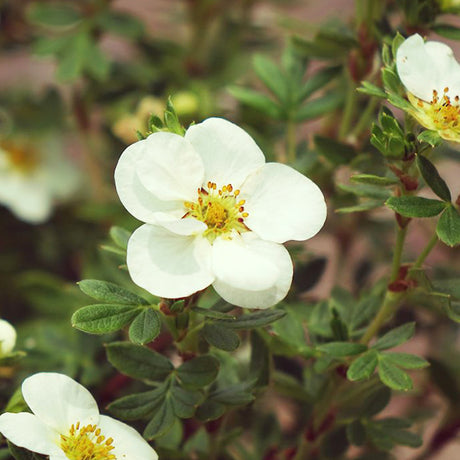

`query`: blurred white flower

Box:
[0,373,158,460]
[0,319,16,356]
[115,117,327,309]
[0,139,80,224]
[396,34,460,142]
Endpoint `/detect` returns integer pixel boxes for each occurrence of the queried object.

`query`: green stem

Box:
[286,117,297,164]
[413,234,438,270]
[360,290,404,345]
[338,80,358,141]
[390,226,407,282]
[351,96,378,138]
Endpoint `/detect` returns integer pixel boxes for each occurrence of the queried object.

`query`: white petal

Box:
[22,373,99,433]
[211,233,293,309]
[114,139,185,223]
[98,415,158,460]
[0,174,52,224]
[136,132,204,201]
[240,163,327,244]
[185,118,265,189]
[0,412,61,456]
[0,319,16,354]
[155,215,207,236]
[396,34,460,101]
[127,224,214,298]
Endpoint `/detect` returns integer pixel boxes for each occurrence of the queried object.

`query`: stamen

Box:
[60,421,116,460]
[182,182,248,242]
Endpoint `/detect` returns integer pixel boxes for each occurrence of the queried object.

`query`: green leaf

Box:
[432,24,460,40]
[350,174,398,186]
[378,357,413,391]
[176,355,219,389]
[249,331,270,387]
[27,3,81,27]
[416,155,451,201]
[78,280,149,305]
[97,11,144,39]
[295,91,343,121]
[170,384,202,419]
[202,323,240,351]
[210,381,255,406]
[195,400,226,422]
[108,387,166,420]
[391,32,405,58]
[358,81,386,98]
[143,399,176,440]
[109,226,131,249]
[437,205,460,247]
[382,352,429,369]
[106,342,173,381]
[297,66,341,102]
[56,32,91,81]
[8,442,45,460]
[346,420,367,446]
[372,322,415,351]
[129,308,161,345]
[84,43,111,81]
[228,86,282,119]
[385,196,447,218]
[381,68,401,93]
[347,350,378,381]
[71,304,141,334]
[432,278,460,298]
[361,386,391,417]
[317,342,367,357]
[216,309,286,330]
[33,35,70,56]
[336,200,385,214]
[253,54,288,102]
[417,130,442,147]
[314,135,355,165]
[192,306,236,320]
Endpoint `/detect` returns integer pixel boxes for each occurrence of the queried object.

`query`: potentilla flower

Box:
[0,139,80,224]
[396,34,460,142]
[115,117,327,309]
[0,373,158,460]
[0,319,16,356]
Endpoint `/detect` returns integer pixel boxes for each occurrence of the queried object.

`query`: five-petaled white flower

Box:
[0,139,80,224]
[0,373,158,460]
[396,33,460,142]
[115,118,327,309]
[0,319,16,356]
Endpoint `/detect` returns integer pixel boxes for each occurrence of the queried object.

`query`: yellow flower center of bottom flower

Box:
[184,181,248,242]
[413,88,460,129]
[1,142,38,173]
[60,422,116,460]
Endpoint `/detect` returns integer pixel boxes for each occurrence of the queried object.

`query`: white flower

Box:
[0,373,158,460]
[396,34,460,142]
[0,319,16,356]
[0,139,80,224]
[115,117,327,309]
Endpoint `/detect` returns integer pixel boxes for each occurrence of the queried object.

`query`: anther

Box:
[444,87,449,93]
[242,212,249,217]
[234,189,240,196]
[227,184,233,192]
[239,206,244,212]
[238,199,245,205]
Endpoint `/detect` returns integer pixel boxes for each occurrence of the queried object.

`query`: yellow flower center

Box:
[184,181,248,242]
[60,422,116,460]
[1,142,38,173]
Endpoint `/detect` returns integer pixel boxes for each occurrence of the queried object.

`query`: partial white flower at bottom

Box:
[396,34,460,142]
[0,319,16,355]
[0,373,158,460]
[0,139,80,224]
[115,117,327,309]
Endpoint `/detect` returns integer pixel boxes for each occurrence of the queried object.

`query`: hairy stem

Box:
[413,233,438,270]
